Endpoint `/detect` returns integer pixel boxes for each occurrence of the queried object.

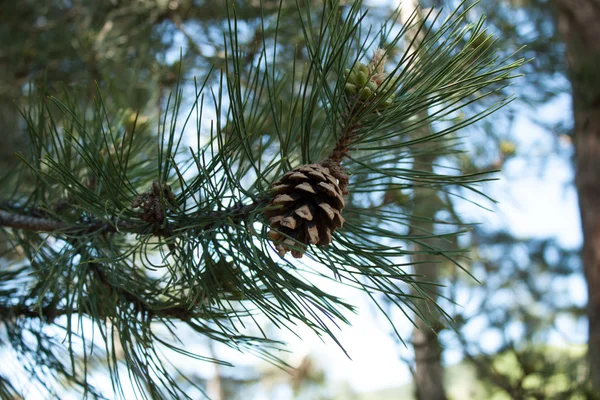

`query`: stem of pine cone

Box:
[324,103,361,195]
[328,104,361,164]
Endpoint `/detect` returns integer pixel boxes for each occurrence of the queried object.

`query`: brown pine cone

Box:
[265,163,346,258]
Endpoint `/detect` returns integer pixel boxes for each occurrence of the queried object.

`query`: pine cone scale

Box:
[306,222,320,244]
[281,216,297,229]
[307,170,326,181]
[317,225,332,246]
[294,204,314,221]
[273,194,296,205]
[295,182,317,194]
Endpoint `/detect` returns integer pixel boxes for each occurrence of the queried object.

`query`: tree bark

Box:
[413,323,446,400]
[400,1,447,397]
[410,159,447,400]
[556,0,600,389]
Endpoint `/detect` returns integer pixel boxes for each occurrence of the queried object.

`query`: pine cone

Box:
[132,181,177,224]
[265,163,347,258]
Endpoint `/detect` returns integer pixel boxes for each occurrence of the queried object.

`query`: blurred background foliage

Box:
[0,0,595,399]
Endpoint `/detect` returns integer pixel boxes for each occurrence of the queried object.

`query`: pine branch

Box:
[0,200,264,236]
[0,209,145,237]
[329,49,394,164]
[0,292,222,324]
[0,210,68,232]
[0,303,73,322]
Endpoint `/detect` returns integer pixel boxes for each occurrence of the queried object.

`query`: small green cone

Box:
[344,59,395,108]
[356,71,368,87]
[345,83,357,95]
[359,87,373,101]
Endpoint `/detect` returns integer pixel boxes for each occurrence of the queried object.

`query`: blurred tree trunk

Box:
[411,174,447,400]
[207,340,224,400]
[402,1,447,398]
[556,0,600,390]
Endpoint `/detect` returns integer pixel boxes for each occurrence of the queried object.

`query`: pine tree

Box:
[0,1,523,398]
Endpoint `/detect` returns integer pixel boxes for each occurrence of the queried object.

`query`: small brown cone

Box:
[265,163,347,258]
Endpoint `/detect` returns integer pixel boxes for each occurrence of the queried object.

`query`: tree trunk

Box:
[410,160,447,400]
[556,0,600,389]
[400,1,447,397]
[413,320,446,400]
[207,340,224,400]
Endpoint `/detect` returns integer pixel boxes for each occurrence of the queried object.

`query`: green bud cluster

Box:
[344,63,394,110]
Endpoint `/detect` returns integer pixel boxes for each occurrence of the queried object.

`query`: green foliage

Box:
[0,0,524,398]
